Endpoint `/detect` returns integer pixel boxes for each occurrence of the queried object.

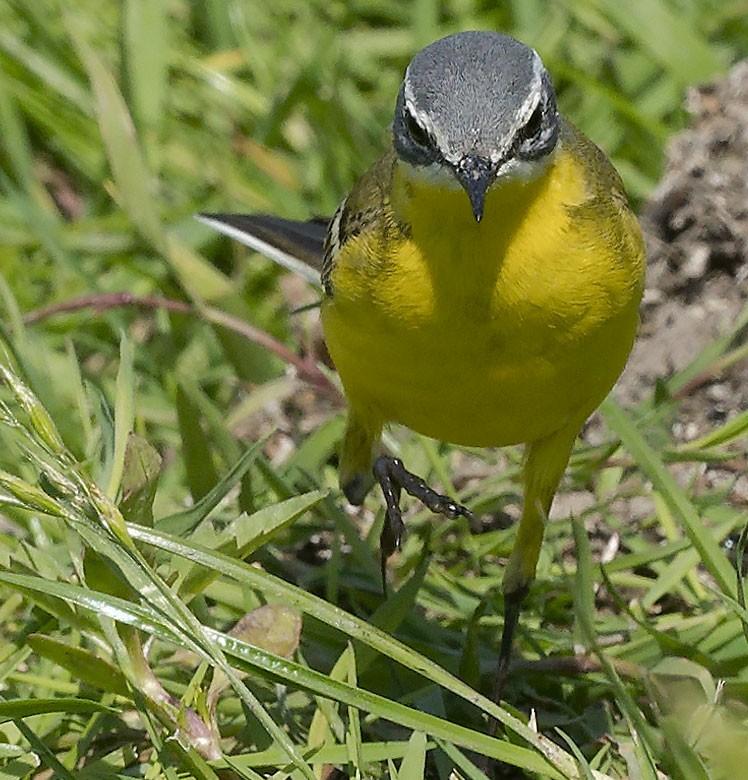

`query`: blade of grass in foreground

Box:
[0,569,561,777]
[0,698,117,723]
[572,516,660,780]
[126,523,619,780]
[229,740,433,768]
[157,439,265,536]
[0,367,316,778]
[104,333,135,499]
[601,397,734,596]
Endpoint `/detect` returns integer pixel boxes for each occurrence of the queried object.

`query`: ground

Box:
[603,60,748,527]
[621,59,748,422]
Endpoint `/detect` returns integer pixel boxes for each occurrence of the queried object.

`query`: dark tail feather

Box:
[197,213,329,286]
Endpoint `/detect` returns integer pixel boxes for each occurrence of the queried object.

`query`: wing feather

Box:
[197,213,327,286]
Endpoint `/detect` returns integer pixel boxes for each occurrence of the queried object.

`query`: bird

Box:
[198,30,645,705]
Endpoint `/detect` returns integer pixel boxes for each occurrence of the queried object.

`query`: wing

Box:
[196,213,328,286]
[559,119,646,285]
[321,148,404,296]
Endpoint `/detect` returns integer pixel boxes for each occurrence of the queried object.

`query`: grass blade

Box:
[601,397,735,596]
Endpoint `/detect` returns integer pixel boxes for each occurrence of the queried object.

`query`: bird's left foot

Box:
[373,455,472,588]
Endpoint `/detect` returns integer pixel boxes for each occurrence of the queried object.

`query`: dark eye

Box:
[521,106,544,141]
[405,110,431,147]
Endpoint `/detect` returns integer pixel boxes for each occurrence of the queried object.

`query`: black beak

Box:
[455,155,494,222]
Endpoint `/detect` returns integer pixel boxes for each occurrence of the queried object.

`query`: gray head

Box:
[392,31,560,221]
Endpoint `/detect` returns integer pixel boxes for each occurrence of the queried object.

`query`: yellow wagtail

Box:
[199,31,645,701]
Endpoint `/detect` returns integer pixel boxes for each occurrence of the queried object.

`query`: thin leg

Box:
[489,426,578,714]
[339,408,381,506]
[493,584,529,702]
[485,584,528,737]
[374,455,472,590]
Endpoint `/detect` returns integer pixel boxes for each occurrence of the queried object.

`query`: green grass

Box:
[1,1,748,778]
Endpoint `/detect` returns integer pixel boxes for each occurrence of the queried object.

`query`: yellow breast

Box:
[322,138,645,447]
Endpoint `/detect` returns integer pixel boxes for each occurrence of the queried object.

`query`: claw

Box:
[373,454,472,592]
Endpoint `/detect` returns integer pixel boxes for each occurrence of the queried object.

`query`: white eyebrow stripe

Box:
[518,51,545,126]
[403,68,456,163]
[487,52,546,165]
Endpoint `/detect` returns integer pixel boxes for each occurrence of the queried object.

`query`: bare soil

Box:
[619,60,748,424]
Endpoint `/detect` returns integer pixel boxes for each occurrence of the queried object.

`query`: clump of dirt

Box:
[617,60,748,426]
[644,62,748,289]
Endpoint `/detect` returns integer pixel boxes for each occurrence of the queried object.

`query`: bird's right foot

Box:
[373,454,472,590]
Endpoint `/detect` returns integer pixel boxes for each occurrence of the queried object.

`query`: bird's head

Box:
[392,31,560,222]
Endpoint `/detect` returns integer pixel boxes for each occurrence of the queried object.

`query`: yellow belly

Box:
[322,146,644,448]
